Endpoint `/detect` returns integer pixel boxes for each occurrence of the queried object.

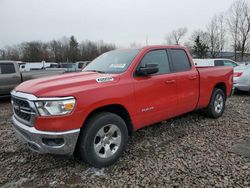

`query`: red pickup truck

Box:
[11,46,233,167]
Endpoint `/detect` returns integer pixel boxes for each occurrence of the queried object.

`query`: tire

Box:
[203,88,226,118]
[78,112,128,168]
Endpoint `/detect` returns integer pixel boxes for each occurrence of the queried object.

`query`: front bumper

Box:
[11,115,80,155]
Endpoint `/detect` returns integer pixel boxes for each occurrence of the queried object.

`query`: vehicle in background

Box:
[17,62,26,72]
[0,61,65,97]
[58,63,80,72]
[194,59,239,68]
[21,62,58,71]
[10,46,233,167]
[239,61,250,66]
[48,63,58,68]
[76,61,91,69]
[233,65,250,94]
[18,62,84,72]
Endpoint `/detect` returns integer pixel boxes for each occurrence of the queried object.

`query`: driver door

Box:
[133,49,178,129]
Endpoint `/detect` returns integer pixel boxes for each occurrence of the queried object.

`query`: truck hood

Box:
[15,72,120,97]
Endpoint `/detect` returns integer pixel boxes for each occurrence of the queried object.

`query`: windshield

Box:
[83,49,140,74]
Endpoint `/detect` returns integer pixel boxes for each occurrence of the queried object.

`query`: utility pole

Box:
[146,35,149,46]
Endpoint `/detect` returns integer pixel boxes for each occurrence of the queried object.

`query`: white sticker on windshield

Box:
[109,64,126,69]
[96,77,114,83]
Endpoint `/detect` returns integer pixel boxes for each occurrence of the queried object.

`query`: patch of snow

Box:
[83,167,105,177]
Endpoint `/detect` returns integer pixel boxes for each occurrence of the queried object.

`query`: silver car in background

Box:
[234,65,250,94]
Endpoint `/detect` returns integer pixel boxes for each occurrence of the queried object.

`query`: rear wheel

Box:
[78,112,128,168]
[203,88,226,118]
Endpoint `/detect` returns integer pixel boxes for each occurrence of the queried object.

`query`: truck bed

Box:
[196,66,233,109]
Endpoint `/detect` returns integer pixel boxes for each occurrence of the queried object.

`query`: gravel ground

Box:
[0,94,250,187]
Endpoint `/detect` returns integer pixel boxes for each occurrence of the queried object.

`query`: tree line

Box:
[165,0,250,61]
[0,36,115,62]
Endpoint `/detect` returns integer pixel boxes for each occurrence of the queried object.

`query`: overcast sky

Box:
[0,0,236,48]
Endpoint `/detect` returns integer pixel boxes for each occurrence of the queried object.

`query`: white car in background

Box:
[233,65,250,94]
[194,58,250,94]
[194,59,239,68]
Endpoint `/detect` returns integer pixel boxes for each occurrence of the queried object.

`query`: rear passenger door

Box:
[169,49,199,115]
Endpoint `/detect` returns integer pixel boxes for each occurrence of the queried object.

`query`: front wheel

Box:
[203,88,226,118]
[78,112,128,168]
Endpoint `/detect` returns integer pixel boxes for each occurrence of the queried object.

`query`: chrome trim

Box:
[11,90,74,101]
[11,115,80,155]
[11,93,38,127]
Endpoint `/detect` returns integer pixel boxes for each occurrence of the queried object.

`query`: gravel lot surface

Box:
[0,94,250,187]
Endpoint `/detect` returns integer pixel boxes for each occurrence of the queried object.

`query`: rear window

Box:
[171,49,191,72]
[214,60,224,66]
[0,63,16,74]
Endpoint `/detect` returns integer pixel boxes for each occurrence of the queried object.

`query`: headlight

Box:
[35,98,76,116]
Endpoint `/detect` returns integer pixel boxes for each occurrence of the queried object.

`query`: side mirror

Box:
[136,64,159,76]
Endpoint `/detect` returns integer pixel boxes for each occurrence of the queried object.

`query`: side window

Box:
[224,60,238,67]
[0,63,16,74]
[139,50,170,74]
[171,49,191,72]
[214,60,224,66]
[78,63,83,69]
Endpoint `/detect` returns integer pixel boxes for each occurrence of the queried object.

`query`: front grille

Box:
[12,97,36,126]
[14,108,31,121]
[12,97,30,108]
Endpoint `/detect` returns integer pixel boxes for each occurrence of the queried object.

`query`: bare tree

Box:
[227,0,244,60]
[0,49,6,60]
[21,42,45,62]
[0,36,115,62]
[49,40,64,62]
[5,45,21,61]
[238,1,250,60]
[165,27,188,45]
[218,13,227,56]
[68,36,80,62]
[206,15,220,58]
[206,14,226,58]
[79,40,115,61]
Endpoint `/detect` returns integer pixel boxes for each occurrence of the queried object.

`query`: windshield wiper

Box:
[84,70,106,74]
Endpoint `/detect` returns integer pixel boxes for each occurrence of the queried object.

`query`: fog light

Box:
[42,138,64,147]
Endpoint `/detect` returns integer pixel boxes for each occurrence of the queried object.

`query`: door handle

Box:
[165,80,176,84]
[189,76,197,80]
